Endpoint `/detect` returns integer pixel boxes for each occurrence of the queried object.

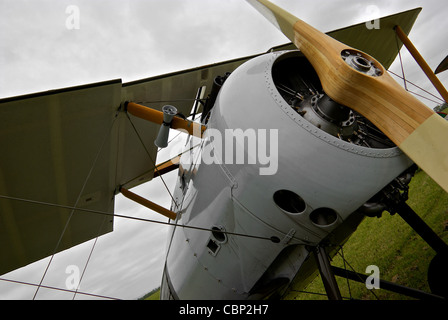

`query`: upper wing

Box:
[269,7,422,69]
[0,8,421,275]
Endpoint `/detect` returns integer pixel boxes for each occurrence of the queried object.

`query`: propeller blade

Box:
[247,0,448,193]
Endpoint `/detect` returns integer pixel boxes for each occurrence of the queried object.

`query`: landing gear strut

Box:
[316,167,448,300]
[394,202,448,298]
[313,245,342,300]
[362,166,448,298]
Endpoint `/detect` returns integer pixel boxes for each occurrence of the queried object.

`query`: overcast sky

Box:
[0,0,447,300]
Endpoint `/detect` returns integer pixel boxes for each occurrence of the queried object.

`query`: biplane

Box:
[1,0,447,300]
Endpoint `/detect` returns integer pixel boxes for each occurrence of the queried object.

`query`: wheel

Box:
[428,253,448,297]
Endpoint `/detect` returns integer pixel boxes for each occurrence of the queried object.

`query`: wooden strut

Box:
[125,101,206,138]
[394,25,448,103]
[153,156,181,178]
[120,187,177,221]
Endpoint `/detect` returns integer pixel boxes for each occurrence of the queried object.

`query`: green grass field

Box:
[140,287,160,300]
[143,170,448,300]
[284,170,448,300]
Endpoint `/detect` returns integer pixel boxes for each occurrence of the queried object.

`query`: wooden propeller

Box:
[248,0,448,193]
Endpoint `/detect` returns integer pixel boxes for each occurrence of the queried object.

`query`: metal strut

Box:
[360,167,448,298]
[332,266,445,300]
[363,166,448,257]
[395,202,448,256]
[313,245,342,300]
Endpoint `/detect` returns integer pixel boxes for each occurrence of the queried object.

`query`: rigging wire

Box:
[32,113,119,300]
[0,192,295,299]
[72,218,106,300]
[392,32,445,106]
[0,194,292,244]
[0,277,119,300]
[125,112,179,210]
[335,250,379,300]
[395,31,408,91]
[135,98,207,105]
[338,245,352,300]
[287,289,352,300]
[118,141,199,189]
[388,70,445,105]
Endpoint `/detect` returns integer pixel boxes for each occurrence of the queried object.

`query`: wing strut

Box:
[394,25,448,103]
[120,187,177,220]
[125,102,206,138]
[153,156,181,178]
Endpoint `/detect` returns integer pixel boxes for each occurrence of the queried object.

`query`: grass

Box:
[145,290,160,300]
[284,170,448,300]
[139,287,160,300]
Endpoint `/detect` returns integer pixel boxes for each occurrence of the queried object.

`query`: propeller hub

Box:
[298,93,356,139]
[341,49,383,77]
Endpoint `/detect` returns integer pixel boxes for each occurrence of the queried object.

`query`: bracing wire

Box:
[0,277,119,300]
[135,98,207,105]
[0,191,293,299]
[393,31,445,106]
[338,245,352,300]
[395,31,408,91]
[72,217,107,300]
[125,112,179,210]
[32,113,119,300]
[388,70,445,105]
[0,194,290,244]
[335,250,380,300]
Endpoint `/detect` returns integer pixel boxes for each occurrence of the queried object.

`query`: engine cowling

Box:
[207,50,413,234]
[161,50,413,300]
